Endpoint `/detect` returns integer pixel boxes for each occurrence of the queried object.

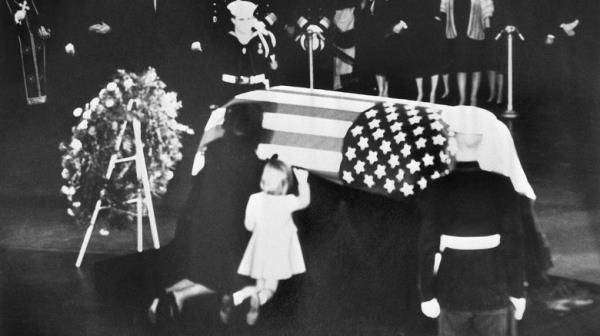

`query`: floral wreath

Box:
[59,68,194,228]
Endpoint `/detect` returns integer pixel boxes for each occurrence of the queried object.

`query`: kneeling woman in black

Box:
[148,102,264,325]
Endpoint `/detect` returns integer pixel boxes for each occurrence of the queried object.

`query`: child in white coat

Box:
[227,158,310,325]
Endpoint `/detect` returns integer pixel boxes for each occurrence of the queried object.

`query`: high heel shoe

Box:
[156,292,179,326]
[147,297,159,325]
[219,294,233,324]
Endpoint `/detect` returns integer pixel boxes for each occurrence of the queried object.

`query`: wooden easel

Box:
[75,119,160,268]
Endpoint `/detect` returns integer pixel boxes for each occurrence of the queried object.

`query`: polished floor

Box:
[1,85,600,335]
[2,36,600,334]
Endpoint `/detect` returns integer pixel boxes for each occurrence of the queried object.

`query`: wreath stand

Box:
[75,119,160,268]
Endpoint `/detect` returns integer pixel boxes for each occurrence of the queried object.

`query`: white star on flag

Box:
[368,119,381,129]
[433,134,446,145]
[423,153,434,166]
[431,171,441,180]
[365,109,378,119]
[339,100,451,200]
[396,169,405,181]
[417,177,427,189]
[409,115,422,125]
[367,150,378,164]
[401,144,412,157]
[400,182,414,196]
[394,132,407,144]
[390,122,403,132]
[380,140,392,154]
[431,120,444,131]
[345,147,357,160]
[406,107,418,116]
[386,112,399,122]
[428,112,441,120]
[342,171,354,183]
[373,128,385,140]
[354,160,366,174]
[407,159,421,174]
[358,136,369,150]
[388,154,400,168]
[351,125,364,137]
[374,165,387,179]
[364,174,375,188]
[415,137,427,149]
[384,179,395,193]
[384,103,396,113]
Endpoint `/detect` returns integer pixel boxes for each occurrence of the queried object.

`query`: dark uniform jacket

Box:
[418,161,525,311]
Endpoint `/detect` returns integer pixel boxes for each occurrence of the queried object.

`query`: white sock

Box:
[232,287,256,306]
[258,290,271,305]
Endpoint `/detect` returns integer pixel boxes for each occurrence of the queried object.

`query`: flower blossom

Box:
[106,82,118,92]
[70,138,83,151]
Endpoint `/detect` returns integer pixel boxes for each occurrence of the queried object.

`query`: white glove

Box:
[306,24,324,35]
[561,19,579,37]
[253,20,267,33]
[421,298,441,319]
[509,297,526,320]
[293,167,309,183]
[191,152,205,176]
[190,41,203,52]
[88,22,111,34]
[14,9,27,25]
[392,20,408,34]
[38,26,51,39]
[65,43,76,55]
[545,34,555,45]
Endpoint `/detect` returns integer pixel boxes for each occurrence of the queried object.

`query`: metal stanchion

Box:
[308,31,315,90]
[495,26,525,120]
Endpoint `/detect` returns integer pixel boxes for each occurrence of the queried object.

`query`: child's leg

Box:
[232,285,258,306]
[257,279,279,305]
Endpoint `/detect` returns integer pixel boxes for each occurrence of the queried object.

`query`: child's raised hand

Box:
[293,167,309,183]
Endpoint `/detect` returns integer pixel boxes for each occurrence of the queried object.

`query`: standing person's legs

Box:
[442,73,450,98]
[487,70,497,102]
[470,71,481,106]
[416,77,424,101]
[430,74,440,103]
[376,74,389,97]
[438,309,472,336]
[496,73,504,104]
[457,72,467,105]
[471,307,511,336]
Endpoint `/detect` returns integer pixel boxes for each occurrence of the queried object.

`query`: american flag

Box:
[339,102,452,199]
[199,86,452,198]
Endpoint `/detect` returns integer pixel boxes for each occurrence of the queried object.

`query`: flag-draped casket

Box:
[197,85,535,200]
[191,86,540,331]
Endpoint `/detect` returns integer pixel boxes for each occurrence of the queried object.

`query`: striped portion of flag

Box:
[199,86,444,180]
